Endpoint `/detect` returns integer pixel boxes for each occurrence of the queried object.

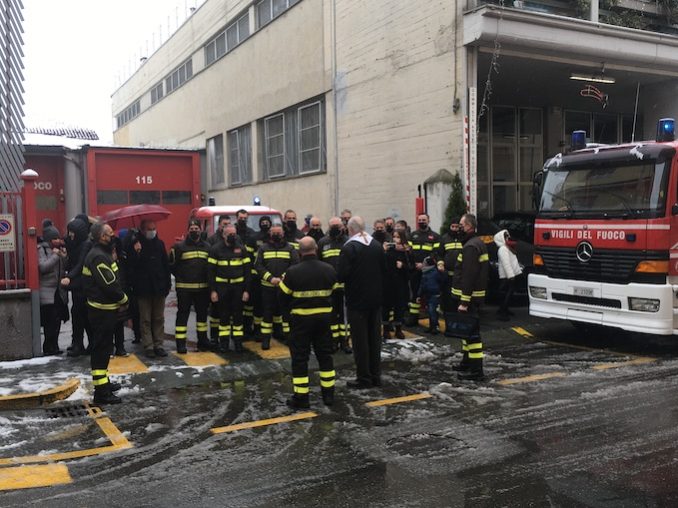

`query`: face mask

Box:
[237,219,247,229]
[373,231,386,242]
[189,231,200,241]
[308,229,323,241]
[286,220,297,232]
[329,226,341,237]
[271,234,282,242]
[418,222,427,231]
[260,223,270,233]
[385,225,394,233]
[145,230,157,240]
[449,229,459,240]
[226,234,236,244]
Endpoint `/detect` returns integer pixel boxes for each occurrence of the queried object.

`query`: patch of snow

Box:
[144,423,167,433]
[545,153,563,168]
[0,356,61,369]
[630,145,645,160]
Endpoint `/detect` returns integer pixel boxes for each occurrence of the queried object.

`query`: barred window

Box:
[165,59,193,95]
[116,99,141,129]
[256,0,300,29]
[204,12,250,66]
[150,82,164,105]
[228,125,252,186]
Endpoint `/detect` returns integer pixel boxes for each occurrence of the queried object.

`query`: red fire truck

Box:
[529,118,678,335]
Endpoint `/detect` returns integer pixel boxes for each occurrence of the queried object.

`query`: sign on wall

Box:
[0,214,16,252]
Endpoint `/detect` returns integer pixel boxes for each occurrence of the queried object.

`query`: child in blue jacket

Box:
[418,256,447,334]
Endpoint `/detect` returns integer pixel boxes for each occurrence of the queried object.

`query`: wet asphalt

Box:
[3,301,678,507]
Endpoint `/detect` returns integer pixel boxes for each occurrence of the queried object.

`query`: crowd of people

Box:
[37,206,523,407]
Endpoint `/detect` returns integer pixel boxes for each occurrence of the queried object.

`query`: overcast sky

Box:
[23,0,202,143]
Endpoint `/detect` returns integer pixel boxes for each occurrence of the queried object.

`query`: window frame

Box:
[208,134,225,187]
[297,101,322,175]
[264,113,286,179]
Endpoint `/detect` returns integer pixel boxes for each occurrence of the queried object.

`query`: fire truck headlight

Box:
[530,286,547,300]
[628,297,660,313]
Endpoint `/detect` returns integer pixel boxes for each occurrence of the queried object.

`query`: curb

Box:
[0,378,80,410]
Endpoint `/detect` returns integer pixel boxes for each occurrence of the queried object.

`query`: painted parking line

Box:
[0,378,80,410]
[0,404,132,467]
[211,411,318,434]
[511,326,533,338]
[108,354,149,375]
[243,339,290,360]
[497,372,567,386]
[365,392,432,407]
[172,351,228,367]
[592,357,656,370]
[400,330,423,340]
[0,463,72,491]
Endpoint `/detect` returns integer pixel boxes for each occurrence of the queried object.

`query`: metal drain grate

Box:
[44,403,92,419]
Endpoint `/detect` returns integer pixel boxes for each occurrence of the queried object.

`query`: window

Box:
[203,12,250,67]
[98,190,128,205]
[150,82,164,105]
[256,0,299,29]
[130,191,161,205]
[116,100,141,129]
[260,97,326,180]
[208,134,225,186]
[165,59,193,95]
[162,191,192,204]
[228,125,252,186]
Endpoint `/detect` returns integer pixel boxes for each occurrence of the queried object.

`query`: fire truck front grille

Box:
[552,293,622,308]
[537,247,667,284]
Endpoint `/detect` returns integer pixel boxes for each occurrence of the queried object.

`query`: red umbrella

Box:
[101,204,172,230]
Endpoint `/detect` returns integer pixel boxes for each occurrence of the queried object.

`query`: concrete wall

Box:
[0,289,35,360]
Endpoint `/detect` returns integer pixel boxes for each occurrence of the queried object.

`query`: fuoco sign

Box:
[0,214,16,252]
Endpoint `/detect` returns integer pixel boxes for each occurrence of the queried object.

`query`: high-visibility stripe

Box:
[263,251,291,259]
[216,258,245,266]
[176,282,209,289]
[208,257,217,265]
[290,307,333,316]
[457,253,463,262]
[293,376,310,384]
[181,251,209,260]
[82,266,92,276]
[444,242,463,250]
[279,281,292,295]
[175,326,188,331]
[91,369,107,376]
[289,242,300,250]
[432,242,440,249]
[320,379,335,388]
[273,316,283,323]
[87,294,128,310]
[322,249,340,258]
[479,253,489,262]
[215,276,245,283]
[196,322,208,331]
[466,342,482,350]
[472,290,486,297]
[294,386,310,394]
[96,263,117,285]
[92,377,109,386]
[319,370,335,388]
[468,352,484,359]
[333,282,344,290]
[460,295,471,302]
[292,289,332,298]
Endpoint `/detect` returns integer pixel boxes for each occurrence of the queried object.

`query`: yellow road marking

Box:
[0,463,72,490]
[592,357,656,370]
[400,329,422,340]
[172,351,228,367]
[511,326,533,337]
[243,339,290,360]
[365,392,432,407]
[108,354,149,374]
[418,318,446,332]
[211,411,318,434]
[0,406,132,466]
[0,378,80,409]
[497,372,567,386]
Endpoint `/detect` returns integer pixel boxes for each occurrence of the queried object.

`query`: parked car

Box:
[477,211,536,304]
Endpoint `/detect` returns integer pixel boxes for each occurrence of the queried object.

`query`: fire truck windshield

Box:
[539,159,669,219]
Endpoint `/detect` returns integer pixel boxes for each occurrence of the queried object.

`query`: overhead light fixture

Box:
[570,73,615,84]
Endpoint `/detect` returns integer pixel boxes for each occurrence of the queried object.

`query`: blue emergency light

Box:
[571,130,587,151]
[253,196,261,206]
[657,118,675,142]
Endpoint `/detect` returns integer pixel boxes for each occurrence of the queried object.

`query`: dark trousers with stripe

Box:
[289,314,335,397]
[87,307,117,391]
[450,300,484,372]
[217,284,245,343]
[408,270,422,321]
[176,289,210,346]
[330,289,349,344]
[348,307,382,386]
[261,285,288,339]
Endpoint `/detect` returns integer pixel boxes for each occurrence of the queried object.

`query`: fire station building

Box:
[111,0,678,227]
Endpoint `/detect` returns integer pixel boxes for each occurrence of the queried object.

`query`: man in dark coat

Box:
[337,216,385,389]
[126,220,171,358]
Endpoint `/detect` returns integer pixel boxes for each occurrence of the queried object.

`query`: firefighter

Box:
[235,209,257,337]
[169,219,211,354]
[279,236,337,409]
[438,217,463,313]
[250,215,273,339]
[208,215,232,344]
[255,224,299,350]
[318,216,352,354]
[407,213,441,326]
[83,222,127,405]
[283,209,304,250]
[450,213,489,381]
[208,224,251,353]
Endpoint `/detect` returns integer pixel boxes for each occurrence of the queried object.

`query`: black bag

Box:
[444,311,479,339]
[54,288,70,323]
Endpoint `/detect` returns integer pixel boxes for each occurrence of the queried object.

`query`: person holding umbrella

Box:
[126,220,171,358]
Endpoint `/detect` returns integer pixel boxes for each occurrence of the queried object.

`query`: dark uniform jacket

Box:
[337,235,385,311]
[439,232,464,276]
[279,255,337,316]
[410,227,441,263]
[207,239,252,293]
[451,233,489,305]
[255,239,299,287]
[64,218,91,291]
[236,224,258,257]
[318,234,347,271]
[284,229,305,251]
[126,235,171,297]
[169,236,210,291]
[83,243,128,311]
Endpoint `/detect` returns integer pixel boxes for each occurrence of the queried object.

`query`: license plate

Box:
[573,287,594,297]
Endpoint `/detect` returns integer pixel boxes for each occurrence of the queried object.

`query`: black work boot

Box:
[93,384,122,405]
[321,388,335,406]
[394,325,405,340]
[197,339,212,352]
[339,337,352,354]
[233,339,244,353]
[219,337,230,353]
[261,336,271,350]
[176,339,187,354]
[286,394,310,410]
[382,327,391,343]
[67,344,86,357]
[452,362,470,372]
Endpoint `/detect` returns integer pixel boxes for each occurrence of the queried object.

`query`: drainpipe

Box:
[331,0,339,214]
